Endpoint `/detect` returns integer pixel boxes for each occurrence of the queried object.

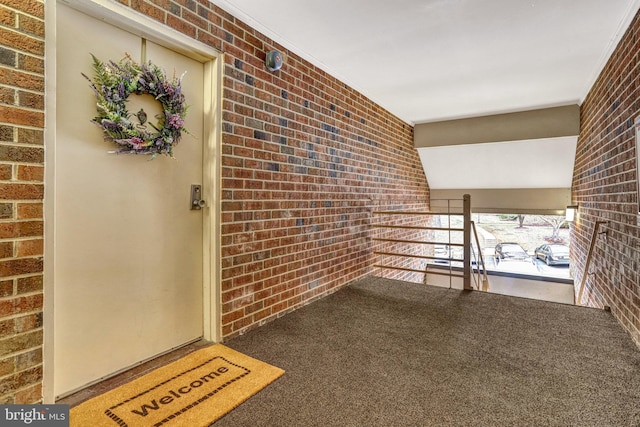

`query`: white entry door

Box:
[54,4,206,397]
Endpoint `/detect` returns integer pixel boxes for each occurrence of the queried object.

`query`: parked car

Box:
[534,244,570,266]
[495,242,529,262]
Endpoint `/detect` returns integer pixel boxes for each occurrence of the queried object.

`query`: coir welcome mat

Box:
[69,344,285,426]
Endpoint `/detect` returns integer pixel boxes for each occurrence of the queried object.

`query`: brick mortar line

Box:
[221,226,370,236]
[223,209,372,217]
[0,179,46,183]
[0,251,44,258]
[0,386,43,405]
[580,91,640,136]
[222,256,367,291]
[223,93,410,131]
[0,54,44,72]
[222,253,365,275]
[14,11,45,25]
[0,103,45,115]
[0,271,43,282]
[222,160,421,175]
[596,263,639,286]
[0,83,45,96]
[0,286,43,298]
[0,137,43,144]
[573,164,637,178]
[574,137,635,161]
[0,2,45,19]
[608,299,639,328]
[222,241,366,260]
[0,186,45,191]
[568,187,636,197]
[229,281,349,324]
[0,236,43,243]
[580,96,640,132]
[0,179,45,184]
[0,158,44,163]
[574,209,640,220]
[604,244,636,260]
[0,361,43,385]
[225,99,409,137]
[223,136,409,159]
[0,328,43,346]
[590,276,636,306]
[222,251,365,280]
[221,237,367,255]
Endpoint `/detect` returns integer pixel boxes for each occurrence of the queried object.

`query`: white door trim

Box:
[44,0,223,403]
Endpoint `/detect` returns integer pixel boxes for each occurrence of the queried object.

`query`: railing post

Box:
[471,221,489,289]
[463,194,471,290]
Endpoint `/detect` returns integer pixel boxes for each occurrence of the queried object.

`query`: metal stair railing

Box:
[470,220,490,291]
[576,220,608,305]
[372,194,486,291]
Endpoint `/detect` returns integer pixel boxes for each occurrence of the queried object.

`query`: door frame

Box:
[43,0,223,403]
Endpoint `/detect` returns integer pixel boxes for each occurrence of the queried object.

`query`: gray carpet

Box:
[216,277,640,426]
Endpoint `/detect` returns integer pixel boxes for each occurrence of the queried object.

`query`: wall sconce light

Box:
[565,205,578,222]
[265,50,284,71]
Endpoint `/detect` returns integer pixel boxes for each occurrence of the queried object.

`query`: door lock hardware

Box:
[190,184,206,210]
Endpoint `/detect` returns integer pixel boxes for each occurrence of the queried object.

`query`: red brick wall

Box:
[0,0,45,404]
[572,8,640,348]
[217,18,428,337]
[0,0,429,402]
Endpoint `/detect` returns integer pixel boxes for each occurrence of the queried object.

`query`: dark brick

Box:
[0,203,12,219]
[0,46,15,67]
[15,313,43,334]
[16,348,42,371]
[0,145,44,163]
[17,91,44,110]
[17,275,42,294]
[0,164,12,180]
[0,330,42,358]
[17,54,44,74]
[0,125,13,142]
[183,0,197,12]
[0,258,43,277]
[168,1,180,16]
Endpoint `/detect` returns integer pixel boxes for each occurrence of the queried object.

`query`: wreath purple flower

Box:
[82,53,188,159]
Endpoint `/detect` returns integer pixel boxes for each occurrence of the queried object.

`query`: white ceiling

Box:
[210,0,639,124]
[209,0,640,192]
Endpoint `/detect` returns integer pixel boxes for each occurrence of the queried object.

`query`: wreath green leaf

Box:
[82,53,188,159]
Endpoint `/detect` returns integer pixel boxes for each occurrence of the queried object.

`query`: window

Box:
[429,213,571,280]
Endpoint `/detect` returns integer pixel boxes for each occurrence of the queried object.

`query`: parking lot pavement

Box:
[487,257,571,280]
[531,257,571,279]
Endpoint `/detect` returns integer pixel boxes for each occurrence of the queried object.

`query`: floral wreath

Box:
[83,53,188,159]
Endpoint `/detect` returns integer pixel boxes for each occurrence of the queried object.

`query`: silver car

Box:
[534,244,570,266]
